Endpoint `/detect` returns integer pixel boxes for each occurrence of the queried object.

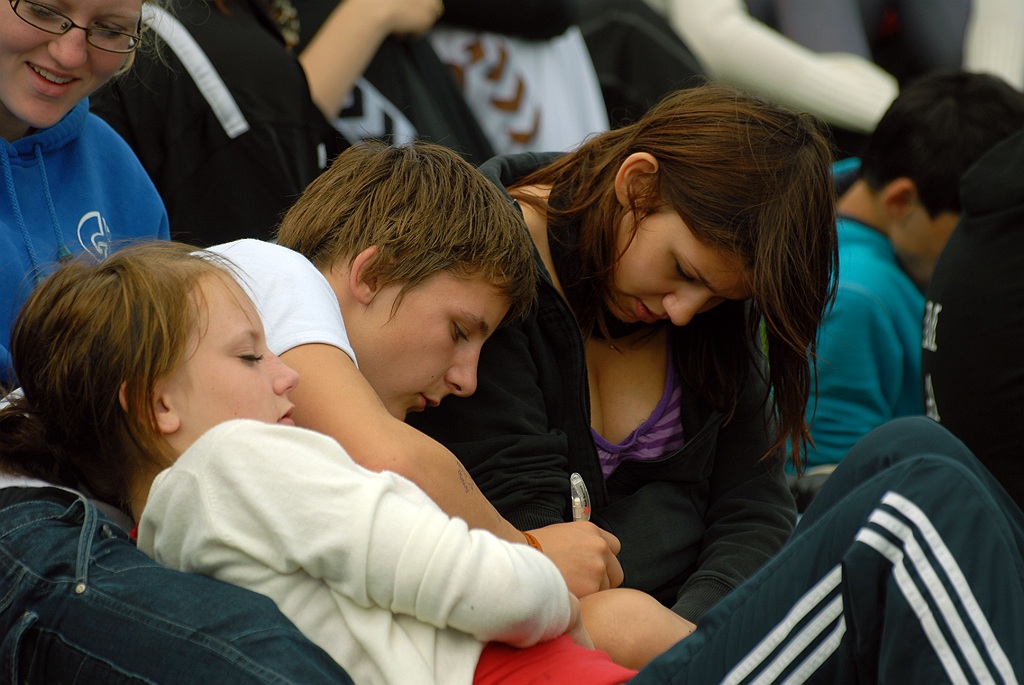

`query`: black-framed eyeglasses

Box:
[9,0,141,53]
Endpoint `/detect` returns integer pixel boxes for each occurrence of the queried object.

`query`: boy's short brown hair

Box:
[275,141,536,322]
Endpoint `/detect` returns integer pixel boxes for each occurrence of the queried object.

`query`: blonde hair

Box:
[0,242,234,512]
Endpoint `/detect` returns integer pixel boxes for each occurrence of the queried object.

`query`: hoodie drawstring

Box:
[2,147,44,285]
[2,144,71,288]
[34,145,73,265]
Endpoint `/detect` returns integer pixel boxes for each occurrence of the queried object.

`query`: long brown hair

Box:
[0,242,232,511]
[512,84,838,467]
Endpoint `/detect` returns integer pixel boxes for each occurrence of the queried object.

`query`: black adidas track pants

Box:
[634,416,1023,684]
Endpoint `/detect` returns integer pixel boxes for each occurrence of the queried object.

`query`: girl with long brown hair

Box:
[409,83,839,633]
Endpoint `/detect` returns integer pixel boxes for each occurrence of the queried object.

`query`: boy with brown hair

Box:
[212,141,625,598]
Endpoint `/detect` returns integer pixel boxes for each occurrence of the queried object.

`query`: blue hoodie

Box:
[1,98,169,387]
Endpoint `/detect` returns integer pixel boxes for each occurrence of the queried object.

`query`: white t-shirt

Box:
[139,420,571,685]
[206,239,357,365]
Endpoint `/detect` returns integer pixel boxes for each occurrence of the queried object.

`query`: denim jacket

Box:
[0,482,353,684]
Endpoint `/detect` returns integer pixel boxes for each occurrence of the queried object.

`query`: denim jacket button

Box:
[74,583,86,595]
[101,524,114,538]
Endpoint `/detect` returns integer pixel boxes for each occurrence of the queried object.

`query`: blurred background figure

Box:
[92,0,345,246]
[922,128,1024,512]
[790,70,1024,511]
[295,0,496,165]
[577,0,707,128]
[643,0,1024,154]
[4,0,168,386]
[429,0,609,155]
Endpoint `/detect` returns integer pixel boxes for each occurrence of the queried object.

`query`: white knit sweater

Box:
[139,420,571,685]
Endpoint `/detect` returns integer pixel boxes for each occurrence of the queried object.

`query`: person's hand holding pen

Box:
[523,472,622,597]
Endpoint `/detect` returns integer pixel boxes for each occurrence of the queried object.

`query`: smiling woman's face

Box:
[0,0,138,140]
[154,276,300,457]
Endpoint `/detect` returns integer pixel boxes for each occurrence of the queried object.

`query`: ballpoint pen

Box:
[569,472,591,522]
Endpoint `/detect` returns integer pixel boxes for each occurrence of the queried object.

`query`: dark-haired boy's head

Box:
[856,70,1024,286]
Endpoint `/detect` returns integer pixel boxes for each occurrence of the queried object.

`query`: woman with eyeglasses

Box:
[0,0,168,389]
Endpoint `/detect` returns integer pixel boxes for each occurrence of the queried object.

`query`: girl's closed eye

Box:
[675,262,694,281]
[240,354,264,364]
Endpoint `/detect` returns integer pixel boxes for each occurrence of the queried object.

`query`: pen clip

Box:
[570,472,591,522]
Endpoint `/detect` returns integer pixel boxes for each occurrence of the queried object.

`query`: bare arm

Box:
[581,589,695,669]
[283,343,624,596]
[298,0,441,119]
[281,343,524,542]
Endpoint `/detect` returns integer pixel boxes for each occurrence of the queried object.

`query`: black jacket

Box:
[91,0,344,245]
[921,129,1024,510]
[291,0,496,167]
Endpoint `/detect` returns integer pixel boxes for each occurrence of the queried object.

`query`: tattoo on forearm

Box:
[457,464,473,494]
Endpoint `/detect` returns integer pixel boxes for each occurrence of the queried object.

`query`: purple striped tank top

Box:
[591,345,685,479]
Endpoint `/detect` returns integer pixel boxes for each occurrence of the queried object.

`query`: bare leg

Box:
[580,588,695,670]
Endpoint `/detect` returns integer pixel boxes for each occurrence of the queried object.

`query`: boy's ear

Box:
[348,246,381,305]
[880,177,920,223]
[614,152,659,208]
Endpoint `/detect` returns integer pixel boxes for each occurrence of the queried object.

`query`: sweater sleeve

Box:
[139,420,571,647]
[662,0,898,133]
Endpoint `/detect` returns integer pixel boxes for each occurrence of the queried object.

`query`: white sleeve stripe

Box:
[141,5,250,139]
[866,509,988,679]
[722,566,843,684]
[720,486,1020,684]
[745,597,844,685]
[777,620,846,685]
[855,527,970,684]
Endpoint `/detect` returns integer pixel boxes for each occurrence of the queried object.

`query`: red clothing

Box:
[475,635,636,684]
